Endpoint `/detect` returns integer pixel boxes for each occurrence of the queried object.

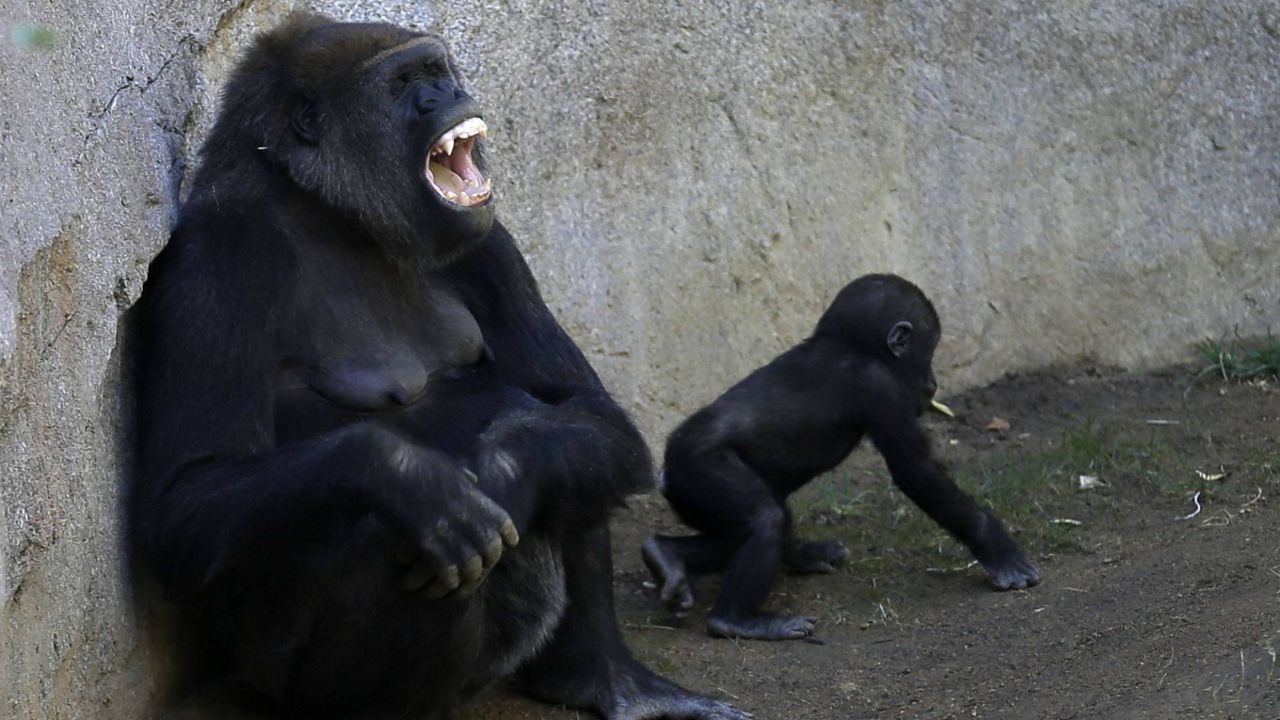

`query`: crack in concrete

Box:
[75,35,197,167]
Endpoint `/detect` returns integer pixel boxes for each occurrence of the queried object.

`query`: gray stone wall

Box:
[1,0,1277,716]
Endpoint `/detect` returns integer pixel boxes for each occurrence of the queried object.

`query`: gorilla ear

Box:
[886,321,913,358]
[290,101,325,145]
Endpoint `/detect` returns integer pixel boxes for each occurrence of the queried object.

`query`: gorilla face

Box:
[378,36,496,248]
[267,18,496,260]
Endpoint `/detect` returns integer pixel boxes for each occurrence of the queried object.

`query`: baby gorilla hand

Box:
[372,438,520,599]
[971,509,1041,591]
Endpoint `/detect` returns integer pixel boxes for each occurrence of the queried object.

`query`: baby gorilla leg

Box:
[779,505,849,574]
[784,539,850,575]
[706,504,816,641]
[641,535,734,613]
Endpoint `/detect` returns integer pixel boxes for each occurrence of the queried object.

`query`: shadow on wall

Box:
[111,306,191,717]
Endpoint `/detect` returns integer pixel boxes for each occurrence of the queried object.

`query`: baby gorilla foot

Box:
[706,612,816,641]
[641,537,694,613]
[783,540,850,575]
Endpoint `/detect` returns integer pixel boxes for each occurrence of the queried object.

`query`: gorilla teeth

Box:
[432,117,488,157]
[426,117,491,207]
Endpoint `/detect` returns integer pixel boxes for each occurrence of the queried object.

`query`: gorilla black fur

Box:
[643,274,1041,641]
[128,14,746,720]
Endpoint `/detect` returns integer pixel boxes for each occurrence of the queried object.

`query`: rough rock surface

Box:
[1,1,1276,717]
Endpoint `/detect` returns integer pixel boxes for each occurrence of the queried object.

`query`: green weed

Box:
[1196,332,1280,383]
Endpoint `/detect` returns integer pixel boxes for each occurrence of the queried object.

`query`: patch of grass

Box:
[1196,332,1280,383]
[1230,446,1280,473]
[793,419,1191,572]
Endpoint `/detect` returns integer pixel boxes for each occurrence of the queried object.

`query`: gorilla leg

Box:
[784,539,850,575]
[519,525,747,720]
[642,452,762,615]
[641,535,735,613]
[705,503,816,641]
[191,514,482,718]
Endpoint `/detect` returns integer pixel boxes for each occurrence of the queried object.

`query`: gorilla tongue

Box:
[427,118,491,208]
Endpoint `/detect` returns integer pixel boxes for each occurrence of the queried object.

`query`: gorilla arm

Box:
[862,366,1040,591]
[445,225,654,533]
[443,225,746,720]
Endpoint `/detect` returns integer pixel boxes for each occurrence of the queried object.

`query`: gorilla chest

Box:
[278,282,486,419]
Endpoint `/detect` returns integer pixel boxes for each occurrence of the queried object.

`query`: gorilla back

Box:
[129,14,746,720]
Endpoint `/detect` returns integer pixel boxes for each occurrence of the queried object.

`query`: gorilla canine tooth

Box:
[442,137,455,156]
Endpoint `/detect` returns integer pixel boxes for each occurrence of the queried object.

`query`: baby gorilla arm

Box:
[870,411,1040,590]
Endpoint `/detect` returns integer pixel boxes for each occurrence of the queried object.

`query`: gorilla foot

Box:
[707,612,816,641]
[977,547,1041,591]
[641,537,694,613]
[784,540,849,574]
[611,691,752,720]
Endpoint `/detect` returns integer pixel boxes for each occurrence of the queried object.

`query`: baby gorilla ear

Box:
[290,100,325,144]
[886,321,913,358]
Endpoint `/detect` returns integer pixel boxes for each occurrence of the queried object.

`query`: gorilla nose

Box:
[415,81,471,114]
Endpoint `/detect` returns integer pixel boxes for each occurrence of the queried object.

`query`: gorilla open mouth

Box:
[427,117,491,208]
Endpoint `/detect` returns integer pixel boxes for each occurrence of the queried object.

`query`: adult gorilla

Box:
[129,13,745,720]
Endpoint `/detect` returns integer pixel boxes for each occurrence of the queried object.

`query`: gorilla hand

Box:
[372,435,520,599]
[970,509,1041,591]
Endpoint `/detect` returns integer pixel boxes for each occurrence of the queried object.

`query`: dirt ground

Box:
[470,365,1280,720]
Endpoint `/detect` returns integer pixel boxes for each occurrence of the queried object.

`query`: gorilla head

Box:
[203,12,495,260]
[815,273,942,416]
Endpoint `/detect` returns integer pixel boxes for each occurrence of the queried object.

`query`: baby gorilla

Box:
[643,274,1040,640]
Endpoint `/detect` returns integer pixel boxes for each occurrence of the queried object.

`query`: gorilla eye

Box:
[390,71,413,98]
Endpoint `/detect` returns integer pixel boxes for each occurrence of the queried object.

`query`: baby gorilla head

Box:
[212,12,496,260]
[816,273,942,415]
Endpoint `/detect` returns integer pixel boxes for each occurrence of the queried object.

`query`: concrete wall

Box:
[2,0,1277,716]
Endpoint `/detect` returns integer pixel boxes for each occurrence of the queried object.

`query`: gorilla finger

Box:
[456,561,491,596]
[500,518,519,547]
[481,534,504,567]
[405,538,452,590]
[401,562,432,592]
[465,489,514,535]
[421,564,461,599]
[459,553,484,586]
[470,495,517,548]
[414,537,451,570]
